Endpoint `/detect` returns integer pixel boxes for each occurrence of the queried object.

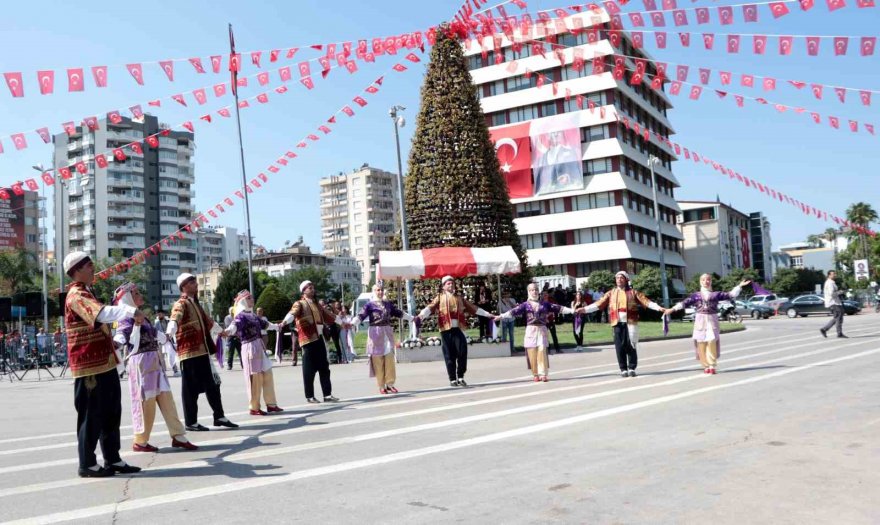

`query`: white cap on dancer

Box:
[299,280,313,293]
[441,275,454,285]
[176,273,196,290]
[63,251,90,274]
[615,271,630,280]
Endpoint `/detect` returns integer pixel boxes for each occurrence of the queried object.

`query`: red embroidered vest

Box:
[65,282,117,378]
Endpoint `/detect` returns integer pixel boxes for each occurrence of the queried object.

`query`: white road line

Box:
[0,325,821,446]
[7,347,877,525]
[2,327,871,463]
[1,334,875,500]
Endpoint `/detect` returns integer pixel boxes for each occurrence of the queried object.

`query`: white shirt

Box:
[823,279,841,308]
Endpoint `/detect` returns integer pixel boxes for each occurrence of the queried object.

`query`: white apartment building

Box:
[192,225,251,274]
[252,243,361,295]
[468,10,686,292]
[53,114,196,309]
[677,200,752,280]
[320,164,400,288]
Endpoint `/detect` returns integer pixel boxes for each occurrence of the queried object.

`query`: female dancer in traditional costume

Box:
[354,284,413,394]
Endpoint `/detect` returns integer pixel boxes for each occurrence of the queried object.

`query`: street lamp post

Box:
[389,105,415,317]
[648,154,670,307]
[31,165,50,331]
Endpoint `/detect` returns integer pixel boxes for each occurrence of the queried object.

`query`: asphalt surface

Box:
[1,312,878,524]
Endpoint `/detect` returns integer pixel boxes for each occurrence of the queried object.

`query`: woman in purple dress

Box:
[354,284,414,394]
[496,283,585,382]
[666,274,750,375]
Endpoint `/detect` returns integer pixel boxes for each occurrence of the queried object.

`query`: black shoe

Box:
[838,334,848,338]
[107,463,142,474]
[457,379,468,387]
[306,397,320,404]
[324,395,340,403]
[213,419,239,428]
[185,423,209,432]
[226,366,233,370]
[620,371,629,378]
[450,380,459,387]
[628,370,637,377]
[820,329,827,338]
[557,349,564,354]
[78,466,115,478]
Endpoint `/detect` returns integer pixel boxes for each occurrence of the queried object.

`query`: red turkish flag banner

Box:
[342,106,354,116]
[257,72,269,86]
[37,70,54,95]
[146,136,159,148]
[779,36,794,55]
[490,122,533,198]
[668,81,682,95]
[753,35,767,54]
[182,122,194,133]
[59,167,72,179]
[719,71,731,85]
[301,77,314,90]
[859,90,872,105]
[107,110,122,124]
[250,178,262,188]
[788,80,807,89]
[354,96,368,107]
[655,32,667,48]
[672,9,688,26]
[727,35,741,53]
[703,33,715,50]
[213,83,227,97]
[257,93,269,104]
[67,68,85,92]
[862,37,877,56]
[718,6,733,24]
[679,32,691,47]
[275,85,288,95]
[318,57,331,77]
[828,116,840,129]
[229,53,241,73]
[11,133,27,150]
[742,4,759,22]
[689,86,702,99]
[224,197,235,206]
[763,77,777,91]
[83,116,99,131]
[36,127,51,143]
[74,161,87,174]
[210,55,222,73]
[632,32,644,48]
[698,68,710,84]
[172,94,187,106]
[279,66,292,82]
[695,7,709,23]
[0,189,9,200]
[866,124,875,135]
[858,0,876,6]
[833,37,849,55]
[41,172,55,185]
[267,166,279,173]
[113,148,126,161]
[307,134,319,141]
[218,108,231,117]
[651,75,664,90]
[650,11,666,27]
[676,65,689,82]
[285,151,296,158]
[95,154,108,168]
[827,0,845,11]
[769,2,791,17]
[130,142,143,155]
[24,179,39,191]
[810,112,821,123]
[258,172,268,183]
[609,32,621,48]
[11,183,24,196]
[189,57,206,73]
[251,51,262,68]
[811,84,823,99]
[126,63,144,85]
[193,88,207,105]
[849,120,858,132]
[159,60,174,81]
[277,158,288,166]
[148,99,160,107]
[238,100,249,109]
[806,37,820,56]
[741,74,754,87]
[62,121,76,135]
[834,87,846,103]
[405,52,421,62]
[629,13,645,26]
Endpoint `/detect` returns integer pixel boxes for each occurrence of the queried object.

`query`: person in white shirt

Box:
[820,270,846,338]
[497,291,518,354]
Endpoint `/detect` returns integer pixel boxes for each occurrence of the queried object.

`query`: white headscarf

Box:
[232,290,252,317]
[112,282,138,308]
[371,284,384,304]
[527,283,540,302]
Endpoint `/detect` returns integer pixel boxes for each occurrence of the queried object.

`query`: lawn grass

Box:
[348,321,745,354]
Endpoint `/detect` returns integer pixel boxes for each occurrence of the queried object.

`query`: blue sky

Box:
[0,0,877,258]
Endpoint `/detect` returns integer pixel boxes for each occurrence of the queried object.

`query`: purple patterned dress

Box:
[676,287,742,359]
[117,318,171,435]
[502,301,570,348]
[355,300,408,377]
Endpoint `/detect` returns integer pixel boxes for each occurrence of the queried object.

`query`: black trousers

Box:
[573,317,585,347]
[548,323,560,353]
[821,305,845,336]
[302,339,332,399]
[440,328,468,380]
[478,315,491,339]
[226,336,242,369]
[180,355,226,426]
[74,368,122,469]
[613,322,638,371]
[329,325,342,363]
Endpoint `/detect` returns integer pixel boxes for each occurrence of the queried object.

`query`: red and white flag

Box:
[211,55,222,73]
[742,4,759,22]
[126,63,144,85]
[159,60,174,81]
[833,37,849,56]
[258,72,270,86]
[91,66,107,88]
[779,36,793,55]
[67,68,85,92]
[172,94,187,106]
[11,133,27,150]
[718,6,733,24]
[37,70,54,95]
[129,104,144,119]
[806,36,820,56]
[862,37,877,56]
[214,83,227,97]
[193,88,207,105]
[189,57,206,73]
[36,127,51,143]
[108,110,122,124]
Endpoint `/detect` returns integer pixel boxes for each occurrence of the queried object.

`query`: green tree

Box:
[846,202,878,259]
[212,261,268,316]
[631,266,664,301]
[90,249,151,307]
[685,272,721,294]
[0,246,39,296]
[584,270,615,292]
[531,261,554,277]
[255,283,291,352]
[277,266,334,301]
[770,267,825,296]
[717,268,761,294]
[403,27,529,306]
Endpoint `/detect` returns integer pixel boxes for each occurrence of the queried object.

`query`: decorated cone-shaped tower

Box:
[404,27,529,308]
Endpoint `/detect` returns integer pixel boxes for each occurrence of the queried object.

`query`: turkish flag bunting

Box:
[643,0,656,10]
[405,52,421,63]
[250,178,262,188]
[275,85,288,95]
[629,13,645,26]
[3,72,23,97]
[238,100,249,109]
[84,116,99,131]
[267,166,279,173]
[58,166,72,179]
[209,55,222,74]
[743,4,758,22]
[277,158,288,166]
[806,37,820,56]
[113,148,126,161]
[631,32,644,48]
[148,99,161,107]
[650,11,666,27]
[189,57,206,73]
[774,104,787,112]
[172,94,187,106]
[213,83,227,97]
[237,77,247,87]
[319,57,331,77]
[342,106,354,116]
[834,87,846,103]
[41,172,55,185]
[698,68,710,84]
[718,6,733,24]
[651,75,664,90]
[108,110,122,124]
[676,32,689,47]
[716,71,730,85]
[672,9,688,26]
[689,86,702,100]
[703,33,715,50]
[669,81,682,95]
[859,90,871,106]
[24,179,39,191]
[11,183,24,196]
[193,88,207,105]
[866,124,875,135]
[849,120,858,132]
[763,78,776,91]
[37,70,54,95]
[753,35,767,54]
[126,63,144,85]
[301,77,314,90]
[159,60,174,81]
[218,108,231,117]
[336,53,347,69]
[279,66,292,83]
[296,142,306,148]
[62,121,76,135]
[257,93,268,103]
[130,142,143,155]
[37,127,51,143]
[11,133,27,150]
[182,121,194,132]
[788,80,807,89]
[862,37,877,56]
[284,151,297,159]
[251,51,262,68]
[727,35,741,53]
[827,0,845,11]
[229,53,241,73]
[810,112,821,123]
[811,84,823,99]
[603,1,621,14]
[779,36,793,55]
[656,32,667,48]
[307,134,319,141]
[828,116,840,129]
[67,68,85,92]
[299,61,311,78]
[609,32,622,48]
[834,37,848,55]
[676,65,689,82]
[95,154,108,168]
[146,135,159,148]
[75,161,87,174]
[740,74,754,87]
[258,72,269,86]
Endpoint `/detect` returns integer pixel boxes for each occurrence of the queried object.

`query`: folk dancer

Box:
[417,276,493,387]
[496,283,584,382]
[281,280,341,404]
[153,309,178,376]
[354,284,414,394]
[666,275,749,375]
[583,271,664,378]
[337,305,357,363]
[223,290,284,415]
[571,290,592,352]
[63,251,142,478]
[167,273,239,431]
[112,283,197,452]
[224,307,243,371]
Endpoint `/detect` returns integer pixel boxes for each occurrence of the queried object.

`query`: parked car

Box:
[735,300,774,319]
[779,294,861,318]
[682,301,742,323]
[748,294,789,311]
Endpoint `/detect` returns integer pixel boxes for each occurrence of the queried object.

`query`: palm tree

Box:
[846,202,879,258]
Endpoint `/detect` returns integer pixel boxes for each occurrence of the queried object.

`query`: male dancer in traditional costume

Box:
[354,284,414,394]
[496,283,584,382]
[223,290,283,415]
[583,271,664,377]
[417,276,493,387]
[167,273,238,431]
[665,274,749,375]
[63,251,142,478]
[112,283,197,452]
[281,280,341,404]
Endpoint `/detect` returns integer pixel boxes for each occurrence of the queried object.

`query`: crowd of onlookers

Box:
[0,325,68,371]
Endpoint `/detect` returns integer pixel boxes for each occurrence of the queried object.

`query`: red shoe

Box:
[709,368,717,375]
[541,376,549,382]
[132,442,158,453]
[533,376,541,382]
[703,368,711,374]
[380,388,388,394]
[266,405,284,413]
[387,386,399,393]
[249,409,268,416]
[171,438,199,451]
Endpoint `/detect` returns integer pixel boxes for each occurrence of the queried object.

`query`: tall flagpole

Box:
[229,23,255,295]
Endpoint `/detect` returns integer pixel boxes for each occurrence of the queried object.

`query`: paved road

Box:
[1,313,878,524]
